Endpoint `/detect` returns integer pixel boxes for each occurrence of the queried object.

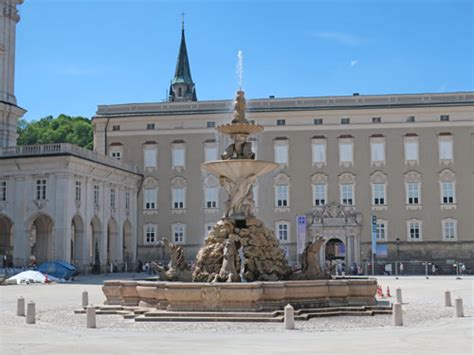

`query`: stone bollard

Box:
[455,298,464,318]
[26,301,36,324]
[396,288,403,304]
[17,297,25,316]
[82,291,89,308]
[444,290,452,307]
[392,302,403,326]
[284,304,295,330]
[86,306,96,328]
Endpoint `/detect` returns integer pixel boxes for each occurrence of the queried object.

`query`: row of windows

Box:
[0,180,131,211]
[143,218,459,245]
[110,134,455,169]
[140,177,455,212]
[110,114,452,133]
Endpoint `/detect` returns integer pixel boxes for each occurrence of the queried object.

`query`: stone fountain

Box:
[101,89,377,312]
[193,90,290,283]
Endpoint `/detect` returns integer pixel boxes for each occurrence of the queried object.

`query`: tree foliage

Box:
[17,114,93,150]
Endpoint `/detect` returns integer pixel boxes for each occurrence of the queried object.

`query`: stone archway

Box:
[107,218,119,266]
[123,219,132,271]
[0,215,13,266]
[325,238,346,261]
[71,215,84,267]
[90,216,102,272]
[307,202,362,271]
[30,214,54,264]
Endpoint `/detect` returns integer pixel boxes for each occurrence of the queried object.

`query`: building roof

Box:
[95,92,474,118]
[172,26,194,86]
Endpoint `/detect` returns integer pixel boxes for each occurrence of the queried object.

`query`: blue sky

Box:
[15,0,473,121]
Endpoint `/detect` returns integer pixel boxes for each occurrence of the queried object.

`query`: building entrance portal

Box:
[307,202,362,272]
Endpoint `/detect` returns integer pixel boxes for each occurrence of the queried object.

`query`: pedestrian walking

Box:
[399,263,404,275]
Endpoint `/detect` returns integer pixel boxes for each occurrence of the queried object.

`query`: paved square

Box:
[0,275,472,354]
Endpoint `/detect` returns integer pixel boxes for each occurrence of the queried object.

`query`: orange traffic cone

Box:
[386,286,392,297]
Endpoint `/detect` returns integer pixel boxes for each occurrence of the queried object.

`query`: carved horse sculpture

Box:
[289,239,328,280]
[150,238,192,281]
[212,238,241,283]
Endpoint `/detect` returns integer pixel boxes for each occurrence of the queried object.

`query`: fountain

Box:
[101,53,378,313]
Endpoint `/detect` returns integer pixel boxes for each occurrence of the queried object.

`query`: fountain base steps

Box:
[74,305,392,322]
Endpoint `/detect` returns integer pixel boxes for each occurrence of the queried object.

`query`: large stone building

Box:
[0,1,142,271]
[93,25,474,273]
[1,1,473,274]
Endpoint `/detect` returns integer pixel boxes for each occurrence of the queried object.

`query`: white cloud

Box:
[313,32,362,46]
[350,60,359,67]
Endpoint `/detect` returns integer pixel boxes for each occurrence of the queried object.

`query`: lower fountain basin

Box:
[102,278,377,312]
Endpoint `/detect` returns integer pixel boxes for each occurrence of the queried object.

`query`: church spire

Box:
[169,16,197,102]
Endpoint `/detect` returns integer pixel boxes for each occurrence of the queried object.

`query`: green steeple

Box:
[169,19,197,102]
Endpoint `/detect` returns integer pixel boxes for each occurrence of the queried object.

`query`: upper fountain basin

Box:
[217,123,264,136]
[202,159,278,180]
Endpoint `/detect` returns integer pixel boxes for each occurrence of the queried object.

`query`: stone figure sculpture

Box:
[231,90,248,124]
[212,238,241,283]
[220,174,257,218]
[150,238,192,281]
[221,134,255,160]
[289,239,328,280]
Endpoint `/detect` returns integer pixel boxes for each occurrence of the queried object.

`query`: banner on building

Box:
[376,244,388,258]
[296,215,307,254]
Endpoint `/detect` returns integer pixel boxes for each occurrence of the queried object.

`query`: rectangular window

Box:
[439,139,453,160]
[146,123,155,130]
[276,223,289,242]
[408,221,421,240]
[314,118,323,125]
[372,183,386,205]
[276,185,289,207]
[125,191,130,210]
[36,179,46,200]
[376,221,387,240]
[110,188,116,208]
[145,224,156,244]
[339,142,353,164]
[94,185,100,206]
[274,144,289,164]
[144,148,157,168]
[312,142,326,165]
[172,187,185,209]
[172,224,185,244]
[276,119,286,126]
[313,184,326,206]
[341,118,350,124]
[443,220,456,240]
[0,181,6,201]
[340,184,354,206]
[75,181,81,202]
[404,140,419,162]
[205,187,218,208]
[112,125,120,131]
[407,182,420,204]
[440,115,450,122]
[372,117,382,123]
[406,116,415,123]
[206,121,215,128]
[110,150,121,160]
[441,182,455,204]
[172,147,185,168]
[144,188,157,209]
[371,142,385,163]
[204,145,218,162]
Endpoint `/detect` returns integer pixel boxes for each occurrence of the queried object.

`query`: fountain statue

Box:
[100,52,378,312]
[193,89,291,282]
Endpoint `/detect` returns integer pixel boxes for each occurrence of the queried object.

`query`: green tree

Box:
[17,114,93,150]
